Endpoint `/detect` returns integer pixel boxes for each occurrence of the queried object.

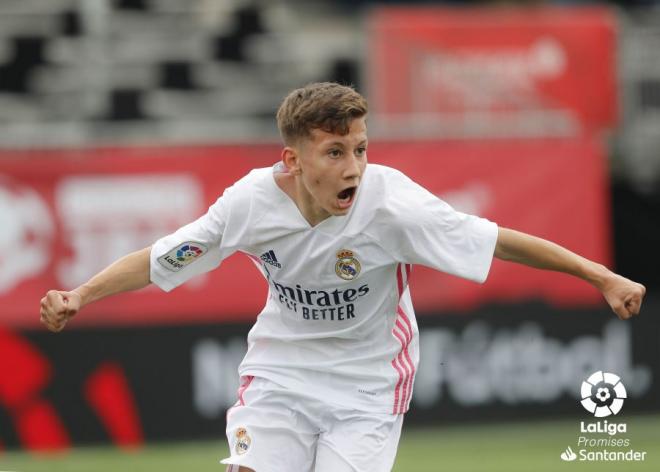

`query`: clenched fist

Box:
[600,273,646,320]
[40,290,82,332]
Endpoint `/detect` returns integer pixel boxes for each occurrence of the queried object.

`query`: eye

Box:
[356,147,367,156]
[328,149,342,158]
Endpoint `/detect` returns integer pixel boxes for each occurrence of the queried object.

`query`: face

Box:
[284,116,368,225]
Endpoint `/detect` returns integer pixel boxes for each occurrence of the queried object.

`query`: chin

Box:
[332,207,350,216]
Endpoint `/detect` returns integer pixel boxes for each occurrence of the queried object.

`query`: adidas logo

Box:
[260,249,281,268]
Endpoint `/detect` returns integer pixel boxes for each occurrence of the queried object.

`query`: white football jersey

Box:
[150,163,498,414]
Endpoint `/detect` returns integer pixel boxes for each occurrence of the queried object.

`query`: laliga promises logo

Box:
[580,371,627,418]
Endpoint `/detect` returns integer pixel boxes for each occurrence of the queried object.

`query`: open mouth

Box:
[337,186,357,209]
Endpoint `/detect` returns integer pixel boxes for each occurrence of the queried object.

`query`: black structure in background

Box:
[612,181,660,294]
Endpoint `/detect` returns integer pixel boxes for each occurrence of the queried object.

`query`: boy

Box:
[40,82,645,472]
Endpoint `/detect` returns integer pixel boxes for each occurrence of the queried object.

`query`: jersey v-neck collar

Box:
[268,162,353,234]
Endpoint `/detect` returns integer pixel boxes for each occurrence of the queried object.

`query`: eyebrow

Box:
[325,139,368,148]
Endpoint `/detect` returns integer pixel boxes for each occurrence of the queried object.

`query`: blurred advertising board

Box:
[1,301,658,449]
[1,138,609,327]
[369,7,617,137]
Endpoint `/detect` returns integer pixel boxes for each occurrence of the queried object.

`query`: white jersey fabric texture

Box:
[150,163,498,414]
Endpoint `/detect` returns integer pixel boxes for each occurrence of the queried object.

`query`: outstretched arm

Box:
[494,227,645,320]
[40,247,152,332]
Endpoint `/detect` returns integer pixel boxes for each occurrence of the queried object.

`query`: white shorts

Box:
[220,376,404,472]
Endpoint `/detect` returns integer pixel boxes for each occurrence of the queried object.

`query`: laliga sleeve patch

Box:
[157,242,208,272]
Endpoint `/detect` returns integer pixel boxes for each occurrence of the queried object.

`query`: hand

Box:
[600,273,646,320]
[40,290,82,332]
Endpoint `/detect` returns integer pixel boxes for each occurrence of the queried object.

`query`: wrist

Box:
[582,261,613,291]
[72,284,92,307]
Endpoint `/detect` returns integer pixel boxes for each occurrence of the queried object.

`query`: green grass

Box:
[2,414,659,471]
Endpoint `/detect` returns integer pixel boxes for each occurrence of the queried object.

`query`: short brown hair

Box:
[276,82,368,145]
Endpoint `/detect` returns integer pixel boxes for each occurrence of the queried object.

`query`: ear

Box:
[281,146,302,176]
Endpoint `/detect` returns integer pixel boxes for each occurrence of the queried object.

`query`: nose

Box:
[342,153,362,180]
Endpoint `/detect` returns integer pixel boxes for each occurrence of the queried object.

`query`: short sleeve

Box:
[150,193,233,292]
[371,169,498,283]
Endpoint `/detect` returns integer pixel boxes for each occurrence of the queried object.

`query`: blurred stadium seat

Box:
[0,0,361,145]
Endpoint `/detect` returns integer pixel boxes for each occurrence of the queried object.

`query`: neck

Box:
[275,173,330,227]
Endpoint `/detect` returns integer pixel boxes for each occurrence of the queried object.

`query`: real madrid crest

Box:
[235,427,251,455]
[335,249,361,281]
